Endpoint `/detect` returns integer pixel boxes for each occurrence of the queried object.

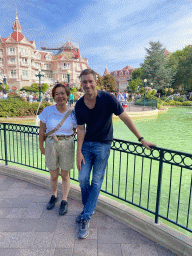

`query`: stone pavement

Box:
[0,173,177,256]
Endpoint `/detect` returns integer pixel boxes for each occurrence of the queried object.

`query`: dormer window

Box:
[63,62,69,69]
[46,55,51,61]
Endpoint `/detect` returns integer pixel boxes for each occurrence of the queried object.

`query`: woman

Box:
[39,83,77,215]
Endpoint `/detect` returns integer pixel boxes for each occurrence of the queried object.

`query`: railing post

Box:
[3,123,8,165]
[155,149,164,224]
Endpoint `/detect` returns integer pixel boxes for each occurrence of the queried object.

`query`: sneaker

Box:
[47,195,58,210]
[76,210,95,224]
[78,219,89,239]
[59,200,68,215]
[76,211,84,223]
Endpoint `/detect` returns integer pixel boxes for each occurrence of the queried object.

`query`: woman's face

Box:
[54,86,68,105]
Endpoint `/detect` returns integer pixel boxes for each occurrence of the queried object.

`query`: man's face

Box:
[81,74,97,95]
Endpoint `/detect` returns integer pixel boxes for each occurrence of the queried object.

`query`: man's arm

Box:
[76,124,86,170]
[119,112,156,150]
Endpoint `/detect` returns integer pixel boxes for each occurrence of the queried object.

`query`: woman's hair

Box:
[52,83,70,99]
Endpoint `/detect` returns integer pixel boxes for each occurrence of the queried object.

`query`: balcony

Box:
[20,61,29,67]
[8,52,16,56]
[20,52,29,57]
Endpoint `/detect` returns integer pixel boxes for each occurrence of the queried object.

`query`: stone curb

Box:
[0,163,191,256]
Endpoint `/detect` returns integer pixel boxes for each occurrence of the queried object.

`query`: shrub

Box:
[0,98,51,117]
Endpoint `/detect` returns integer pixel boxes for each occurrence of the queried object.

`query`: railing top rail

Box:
[1,123,192,169]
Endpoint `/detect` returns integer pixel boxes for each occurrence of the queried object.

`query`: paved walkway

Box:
[0,173,177,256]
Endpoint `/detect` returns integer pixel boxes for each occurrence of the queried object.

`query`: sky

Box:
[1,0,192,75]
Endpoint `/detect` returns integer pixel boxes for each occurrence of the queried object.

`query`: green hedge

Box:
[0,98,51,117]
[162,100,192,106]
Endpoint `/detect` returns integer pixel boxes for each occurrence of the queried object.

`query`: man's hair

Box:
[52,83,70,99]
[79,69,98,81]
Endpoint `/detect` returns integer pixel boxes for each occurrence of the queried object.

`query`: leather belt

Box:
[49,134,73,142]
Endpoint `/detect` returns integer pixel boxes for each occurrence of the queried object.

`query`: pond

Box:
[113,107,192,154]
[1,107,192,153]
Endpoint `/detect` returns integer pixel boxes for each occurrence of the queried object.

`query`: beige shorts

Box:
[45,136,75,171]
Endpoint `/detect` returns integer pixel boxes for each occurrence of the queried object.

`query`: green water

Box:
[113,107,192,154]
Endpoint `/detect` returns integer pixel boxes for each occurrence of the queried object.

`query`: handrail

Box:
[0,122,191,234]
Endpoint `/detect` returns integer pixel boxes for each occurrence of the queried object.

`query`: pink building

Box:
[0,14,89,89]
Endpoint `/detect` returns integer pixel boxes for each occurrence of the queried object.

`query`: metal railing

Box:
[135,98,158,109]
[0,123,191,234]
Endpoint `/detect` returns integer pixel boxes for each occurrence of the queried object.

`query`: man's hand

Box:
[77,152,85,170]
[141,139,156,150]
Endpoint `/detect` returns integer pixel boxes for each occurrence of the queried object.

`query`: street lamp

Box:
[143,79,147,110]
[151,82,153,88]
[35,69,44,102]
[3,74,7,85]
[67,70,71,84]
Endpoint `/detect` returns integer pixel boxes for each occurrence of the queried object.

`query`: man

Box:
[75,69,156,239]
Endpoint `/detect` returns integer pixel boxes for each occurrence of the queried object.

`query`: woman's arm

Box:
[39,121,46,155]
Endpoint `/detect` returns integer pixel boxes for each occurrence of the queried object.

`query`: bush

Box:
[20,86,37,92]
[8,91,21,98]
[0,98,51,117]
[173,96,185,102]
[0,84,9,91]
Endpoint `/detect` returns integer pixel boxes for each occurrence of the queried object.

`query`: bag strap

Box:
[45,108,72,137]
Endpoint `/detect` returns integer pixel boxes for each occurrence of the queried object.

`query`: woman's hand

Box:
[40,147,45,155]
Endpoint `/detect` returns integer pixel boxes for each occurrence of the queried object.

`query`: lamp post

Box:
[143,79,147,110]
[35,69,44,102]
[151,82,153,89]
[3,74,7,85]
[67,70,71,84]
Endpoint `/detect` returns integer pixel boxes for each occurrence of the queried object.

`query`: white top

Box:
[29,95,33,102]
[39,105,77,135]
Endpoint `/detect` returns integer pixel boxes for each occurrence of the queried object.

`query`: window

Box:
[10,58,16,64]
[22,58,28,65]
[76,63,81,71]
[36,53,41,59]
[63,73,67,80]
[43,63,50,69]
[21,48,28,55]
[10,70,17,78]
[0,58,2,64]
[22,70,28,77]
[35,62,40,68]
[9,48,15,54]
[0,70,2,77]
[46,55,51,61]
[63,62,69,69]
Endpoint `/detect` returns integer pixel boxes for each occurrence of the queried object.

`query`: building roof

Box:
[12,13,22,32]
[2,13,33,45]
[10,31,24,42]
[103,66,110,75]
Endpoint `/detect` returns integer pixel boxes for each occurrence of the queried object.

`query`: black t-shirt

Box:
[75,90,124,142]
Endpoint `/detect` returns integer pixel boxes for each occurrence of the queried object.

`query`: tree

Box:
[141,41,172,90]
[103,74,117,92]
[166,45,192,92]
[131,67,144,81]
[96,74,104,90]
[128,78,142,93]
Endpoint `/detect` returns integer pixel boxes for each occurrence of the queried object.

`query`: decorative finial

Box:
[16,8,18,19]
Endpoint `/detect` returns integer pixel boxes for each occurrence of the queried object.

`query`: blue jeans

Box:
[79,141,111,220]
